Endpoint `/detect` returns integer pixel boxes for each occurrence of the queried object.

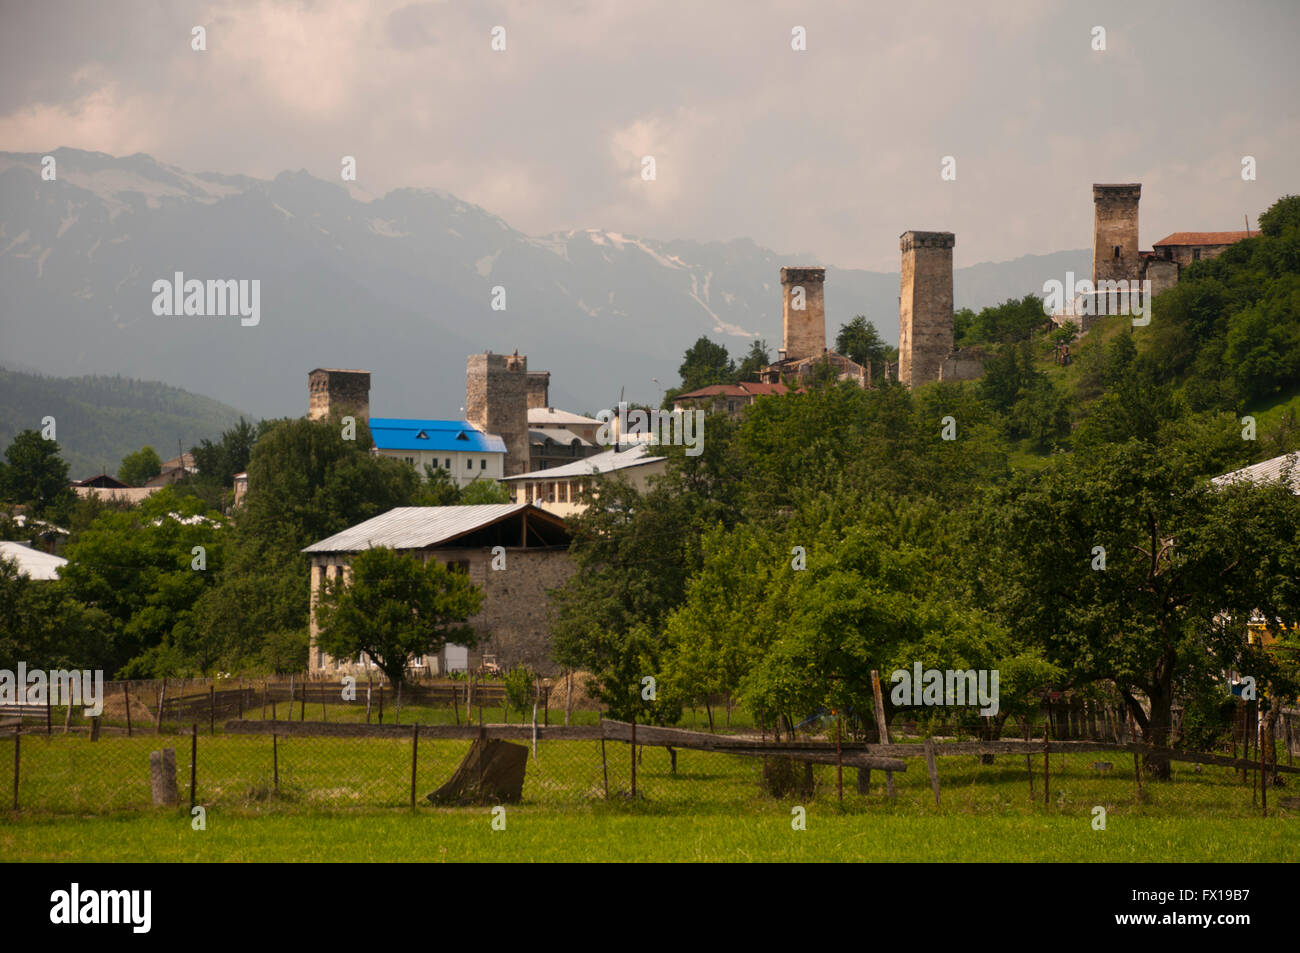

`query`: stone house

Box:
[303,503,573,676]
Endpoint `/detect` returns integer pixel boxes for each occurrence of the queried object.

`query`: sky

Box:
[1,0,1296,271]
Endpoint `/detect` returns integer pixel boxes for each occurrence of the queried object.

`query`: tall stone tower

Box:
[525,371,551,410]
[898,231,955,387]
[466,351,530,476]
[308,368,371,421]
[780,267,826,361]
[1092,184,1141,286]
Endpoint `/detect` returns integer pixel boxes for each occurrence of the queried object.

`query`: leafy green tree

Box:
[191,417,264,488]
[735,339,770,382]
[972,441,1300,778]
[315,547,483,688]
[0,556,112,673]
[58,486,228,675]
[1,429,75,520]
[677,336,735,392]
[835,315,888,375]
[118,445,162,486]
[458,479,513,504]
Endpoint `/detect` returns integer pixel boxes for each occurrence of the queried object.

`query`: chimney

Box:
[780,267,826,363]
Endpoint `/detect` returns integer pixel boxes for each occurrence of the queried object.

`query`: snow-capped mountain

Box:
[0,149,1087,417]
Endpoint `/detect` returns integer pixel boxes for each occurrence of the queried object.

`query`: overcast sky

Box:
[2,0,1296,271]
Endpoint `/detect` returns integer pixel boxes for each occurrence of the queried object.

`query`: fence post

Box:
[366,678,373,724]
[451,681,458,726]
[1259,718,1267,816]
[1043,725,1050,808]
[410,724,419,809]
[299,677,306,722]
[531,695,539,762]
[924,737,941,806]
[870,669,894,799]
[45,684,52,736]
[209,685,215,735]
[272,732,279,795]
[396,682,402,726]
[90,716,100,742]
[155,680,165,734]
[378,684,384,724]
[835,714,843,802]
[123,683,132,737]
[189,724,197,812]
[600,734,609,799]
[320,681,327,722]
[11,725,18,811]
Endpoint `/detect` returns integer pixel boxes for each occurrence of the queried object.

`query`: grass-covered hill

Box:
[0,366,248,480]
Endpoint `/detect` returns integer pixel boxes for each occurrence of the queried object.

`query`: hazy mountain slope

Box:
[0,366,248,481]
[0,148,1087,416]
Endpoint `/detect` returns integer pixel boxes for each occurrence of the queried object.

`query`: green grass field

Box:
[4,731,1296,861]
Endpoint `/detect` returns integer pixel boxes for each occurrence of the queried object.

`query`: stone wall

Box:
[308,546,576,676]
[525,371,551,410]
[308,368,371,422]
[898,231,955,387]
[466,352,531,477]
[1092,184,1141,287]
[780,267,826,362]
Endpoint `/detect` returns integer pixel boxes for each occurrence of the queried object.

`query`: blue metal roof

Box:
[369,418,507,454]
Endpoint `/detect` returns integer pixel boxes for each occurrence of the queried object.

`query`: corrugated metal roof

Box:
[503,443,665,481]
[528,407,601,426]
[369,418,506,454]
[0,541,67,580]
[302,504,531,554]
[1211,452,1300,492]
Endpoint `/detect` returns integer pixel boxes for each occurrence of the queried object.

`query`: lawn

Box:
[4,732,1296,861]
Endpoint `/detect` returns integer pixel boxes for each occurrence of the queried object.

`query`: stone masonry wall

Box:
[1092,184,1141,287]
[781,267,826,362]
[898,231,954,387]
[466,352,530,477]
[308,369,371,422]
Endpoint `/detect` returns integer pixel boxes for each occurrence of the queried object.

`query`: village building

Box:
[0,540,68,580]
[370,417,506,487]
[672,382,789,419]
[303,503,573,675]
[502,444,666,518]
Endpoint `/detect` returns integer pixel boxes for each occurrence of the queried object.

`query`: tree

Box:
[972,441,1300,778]
[677,337,735,392]
[58,486,229,676]
[1,430,74,520]
[118,445,162,486]
[735,339,770,382]
[835,316,887,375]
[315,547,483,688]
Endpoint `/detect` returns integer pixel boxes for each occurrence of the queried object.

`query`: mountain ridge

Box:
[0,147,1089,417]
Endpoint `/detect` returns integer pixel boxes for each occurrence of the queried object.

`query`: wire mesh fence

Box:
[4,703,1297,817]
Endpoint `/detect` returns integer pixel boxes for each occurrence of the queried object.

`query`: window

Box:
[444,458,450,469]
[525,483,534,502]
[559,482,569,503]
[411,655,425,668]
[466,458,472,469]
[1113,245,1121,259]
[1192,248,1201,261]
[480,459,486,470]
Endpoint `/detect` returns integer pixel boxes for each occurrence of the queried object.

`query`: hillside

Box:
[0,366,248,481]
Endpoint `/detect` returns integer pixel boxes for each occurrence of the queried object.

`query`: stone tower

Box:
[466,351,530,476]
[308,368,371,421]
[525,371,551,410]
[898,231,955,387]
[780,267,826,361]
[1092,184,1141,286]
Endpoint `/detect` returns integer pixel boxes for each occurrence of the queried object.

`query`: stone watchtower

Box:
[308,368,371,421]
[780,267,826,362]
[466,351,530,476]
[1092,184,1141,286]
[898,231,955,387]
[525,371,551,410]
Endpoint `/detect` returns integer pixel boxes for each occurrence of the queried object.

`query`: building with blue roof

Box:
[369,418,507,488]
